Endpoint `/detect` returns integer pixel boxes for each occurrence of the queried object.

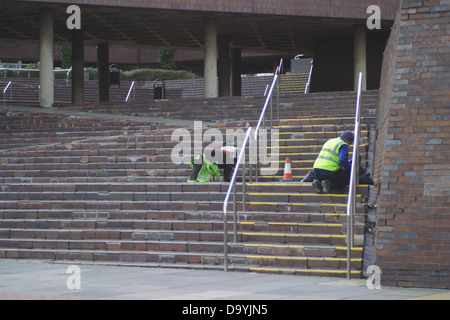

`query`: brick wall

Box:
[373,0,450,289]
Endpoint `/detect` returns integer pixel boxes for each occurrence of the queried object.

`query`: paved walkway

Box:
[0,259,449,301]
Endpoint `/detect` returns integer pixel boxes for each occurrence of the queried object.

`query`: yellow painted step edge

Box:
[268,222,343,227]
[243,244,363,252]
[242,232,346,238]
[246,255,361,262]
[249,202,348,207]
[248,267,361,275]
[279,116,365,122]
[248,193,360,198]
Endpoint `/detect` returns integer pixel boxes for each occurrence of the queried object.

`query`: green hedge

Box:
[86,68,196,82]
[1,67,195,82]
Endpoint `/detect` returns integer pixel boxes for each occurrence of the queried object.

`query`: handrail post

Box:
[347,72,362,279]
[233,179,237,243]
[224,210,228,271]
[242,158,247,212]
[270,92,273,128]
[277,72,280,121]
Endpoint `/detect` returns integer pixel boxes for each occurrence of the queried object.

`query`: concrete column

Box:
[204,18,218,98]
[72,29,84,104]
[39,10,54,108]
[354,25,367,91]
[218,35,231,97]
[231,48,242,96]
[97,42,109,102]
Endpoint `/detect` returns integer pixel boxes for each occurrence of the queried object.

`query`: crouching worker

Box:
[312,130,354,194]
[187,151,220,183]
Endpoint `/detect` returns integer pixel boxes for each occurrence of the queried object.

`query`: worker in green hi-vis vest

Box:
[312,130,354,194]
[187,152,220,183]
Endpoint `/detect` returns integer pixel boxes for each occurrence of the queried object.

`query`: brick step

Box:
[230,243,363,259]
[0,218,228,233]
[275,124,368,137]
[258,166,365,179]
[231,254,362,271]
[0,247,360,278]
[0,194,362,214]
[0,199,226,212]
[267,144,367,154]
[277,116,363,125]
[0,161,187,170]
[0,208,357,225]
[247,202,365,215]
[246,183,369,195]
[0,247,226,267]
[0,238,224,253]
[2,228,230,242]
[247,192,357,205]
[0,170,190,180]
[240,231,347,246]
[273,130,368,141]
[0,176,191,184]
[231,266,361,279]
[0,129,152,142]
[0,163,181,177]
[270,149,368,162]
[0,182,232,193]
[0,217,352,236]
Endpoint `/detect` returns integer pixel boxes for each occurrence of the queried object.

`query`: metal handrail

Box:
[125,81,136,102]
[3,81,12,105]
[0,67,72,73]
[346,72,362,279]
[252,59,283,183]
[223,126,252,271]
[304,60,314,94]
[254,59,283,140]
[222,58,283,272]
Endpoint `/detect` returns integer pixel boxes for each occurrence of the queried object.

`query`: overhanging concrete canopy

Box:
[0,0,397,55]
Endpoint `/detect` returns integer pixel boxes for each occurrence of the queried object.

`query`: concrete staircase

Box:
[0,91,377,278]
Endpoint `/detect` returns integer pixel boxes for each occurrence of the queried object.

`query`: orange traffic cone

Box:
[283,157,293,181]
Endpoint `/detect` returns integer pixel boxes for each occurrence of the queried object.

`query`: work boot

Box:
[321,180,332,194]
[312,179,323,194]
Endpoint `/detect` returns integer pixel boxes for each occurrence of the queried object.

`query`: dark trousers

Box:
[313,168,350,190]
[189,163,203,180]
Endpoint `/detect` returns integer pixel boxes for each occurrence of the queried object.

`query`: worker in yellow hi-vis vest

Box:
[312,130,354,194]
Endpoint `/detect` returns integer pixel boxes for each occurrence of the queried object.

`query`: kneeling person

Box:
[312,130,354,194]
[187,151,220,183]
